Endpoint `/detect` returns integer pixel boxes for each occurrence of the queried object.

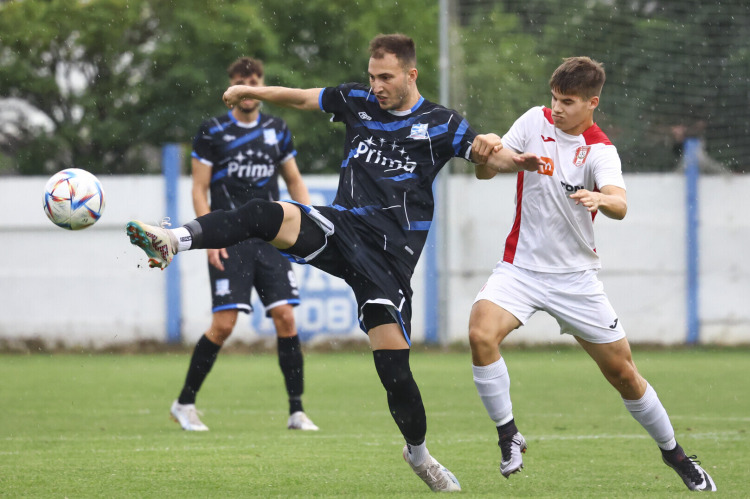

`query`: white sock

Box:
[173,226,192,252]
[473,358,513,426]
[622,383,676,450]
[406,441,429,467]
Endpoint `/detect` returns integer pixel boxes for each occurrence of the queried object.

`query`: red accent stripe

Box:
[582,124,612,145]
[503,171,524,263]
[542,107,554,124]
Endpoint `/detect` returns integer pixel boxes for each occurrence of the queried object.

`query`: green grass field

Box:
[1,348,747,497]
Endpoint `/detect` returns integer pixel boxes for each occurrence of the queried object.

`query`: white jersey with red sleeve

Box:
[499,106,626,273]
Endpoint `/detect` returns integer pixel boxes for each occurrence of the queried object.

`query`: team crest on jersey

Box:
[407,123,429,140]
[263,129,278,145]
[358,112,372,121]
[573,145,591,167]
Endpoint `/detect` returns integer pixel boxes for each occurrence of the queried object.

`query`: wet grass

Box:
[0,348,747,497]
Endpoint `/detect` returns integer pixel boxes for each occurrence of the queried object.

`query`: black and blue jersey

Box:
[318,82,477,268]
[192,111,296,211]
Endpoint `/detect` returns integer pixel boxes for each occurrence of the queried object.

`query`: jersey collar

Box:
[388,95,424,116]
[228,110,261,129]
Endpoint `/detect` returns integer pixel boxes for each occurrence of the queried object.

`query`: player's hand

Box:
[208,248,229,271]
[569,189,601,212]
[512,152,545,172]
[223,85,250,108]
[472,134,503,164]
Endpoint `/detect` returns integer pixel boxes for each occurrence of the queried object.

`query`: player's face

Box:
[368,53,416,111]
[550,89,598,135]
[230,73,264,114]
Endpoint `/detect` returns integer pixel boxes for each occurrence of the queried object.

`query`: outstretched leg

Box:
[577,336,716,492]
[126,200,305,269]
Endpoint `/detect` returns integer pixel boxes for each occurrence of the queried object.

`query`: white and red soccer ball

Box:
[43,168,106,230]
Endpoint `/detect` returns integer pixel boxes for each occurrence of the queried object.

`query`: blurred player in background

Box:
[468,57,716,492]
[127,33,537,492]
[169,57,317,432]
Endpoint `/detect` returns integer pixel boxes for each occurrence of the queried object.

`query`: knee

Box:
[207,317,236,344]
[373,349,412,390]
[271,305,296,337]
[468,323,497,352]
[605,361,641,389]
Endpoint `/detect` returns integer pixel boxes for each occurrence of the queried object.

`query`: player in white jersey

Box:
[468,57,716,492]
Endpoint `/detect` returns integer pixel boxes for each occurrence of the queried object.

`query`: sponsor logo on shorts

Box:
[215,278,231,297]
[609,318,619,329]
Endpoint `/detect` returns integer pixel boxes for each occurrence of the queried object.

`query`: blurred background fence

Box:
[0,0,748,347]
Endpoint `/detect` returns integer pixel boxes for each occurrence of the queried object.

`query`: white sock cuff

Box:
[173,227,191,252]
[406,441,429,467]
[622,383,657,412]
[472,358,508,380]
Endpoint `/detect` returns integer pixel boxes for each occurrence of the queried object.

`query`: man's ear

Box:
[408,67,418,84]
[589,95,600,111]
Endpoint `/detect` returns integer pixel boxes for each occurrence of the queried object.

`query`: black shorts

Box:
[208,238,300,317]
[283,204,415,342]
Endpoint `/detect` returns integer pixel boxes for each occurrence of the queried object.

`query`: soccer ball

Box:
[43,168,106,230]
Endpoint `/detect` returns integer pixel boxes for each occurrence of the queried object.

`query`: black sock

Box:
[177,335,221,405]
[497,419,519,442]
[661,443,686,463]
[373,349,426,446]
[186,199,284,249]
[278,335,304,414]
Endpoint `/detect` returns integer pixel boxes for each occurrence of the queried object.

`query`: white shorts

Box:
[474,261,626,344]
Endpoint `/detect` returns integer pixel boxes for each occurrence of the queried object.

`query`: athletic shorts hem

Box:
[212,303,252,314]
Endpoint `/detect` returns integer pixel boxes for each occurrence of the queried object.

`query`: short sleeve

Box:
[592,146,626,190]
[501,107,540,154]
[191,120,214,166]
[452,115,478,161]
[319,83,356,123]
[279,122,296,163]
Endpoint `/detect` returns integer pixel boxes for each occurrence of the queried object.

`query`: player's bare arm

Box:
[570,185,627,220]
[279,157,311,205]
[471,133,503,164]
[223,85,322,111]
[191,157,228,270]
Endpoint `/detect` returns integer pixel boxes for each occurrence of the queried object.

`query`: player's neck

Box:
[393,90,422,113]
[233,108,260,124]
[559,116,594,136]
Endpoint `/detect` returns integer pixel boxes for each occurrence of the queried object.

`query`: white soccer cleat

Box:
[499,432,527,478]
[126,219,177,270]
[170,400,209,431]
[287,411,319,431]
[403,445,461,492]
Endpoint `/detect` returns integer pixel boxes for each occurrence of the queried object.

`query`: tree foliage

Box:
[1,0,748,175]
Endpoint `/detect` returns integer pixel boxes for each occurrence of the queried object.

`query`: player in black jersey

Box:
[168,57,318,433]
[127,34,509,491]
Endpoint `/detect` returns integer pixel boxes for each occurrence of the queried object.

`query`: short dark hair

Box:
[549,57,605,98]
[369,33,416,69]
[227,57,264,79]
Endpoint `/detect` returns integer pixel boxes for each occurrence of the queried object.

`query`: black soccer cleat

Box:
[661,446,717,492]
